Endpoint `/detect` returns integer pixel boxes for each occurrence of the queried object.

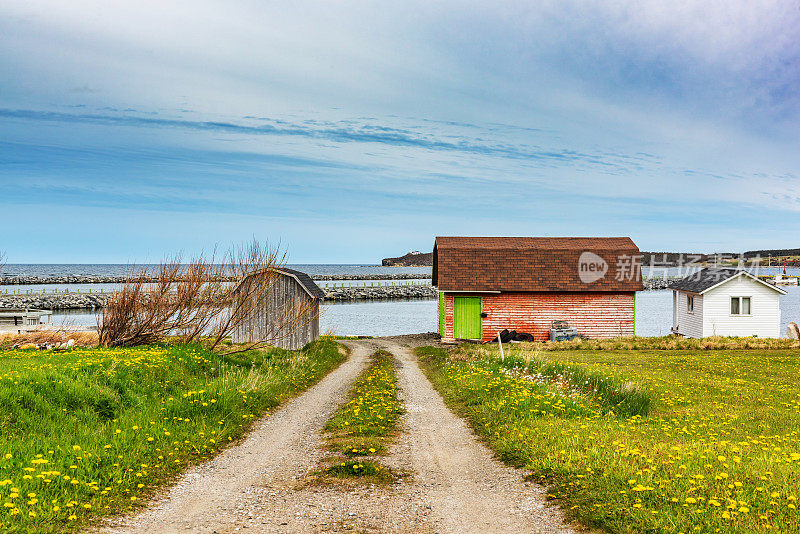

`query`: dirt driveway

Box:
[102,338,575,534]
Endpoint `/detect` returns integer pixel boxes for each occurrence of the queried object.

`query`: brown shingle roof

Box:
[433,236,643,292]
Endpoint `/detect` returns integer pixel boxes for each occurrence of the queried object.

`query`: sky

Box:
[1,0,799,263]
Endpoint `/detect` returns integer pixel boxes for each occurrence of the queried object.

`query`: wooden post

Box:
[497,331,504,361]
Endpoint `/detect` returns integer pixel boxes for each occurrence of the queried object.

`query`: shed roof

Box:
[236,267,325,300]
[433,236,643,292]
[668,268,787,295]
[277,268,326,299]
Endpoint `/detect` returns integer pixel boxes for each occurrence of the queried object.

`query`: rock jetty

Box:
[0,275,157,285]
[312,273,431,280]
[0,273,432,285]
[0,293,111,310]
[643,277,679,290]
[324,285,436,301]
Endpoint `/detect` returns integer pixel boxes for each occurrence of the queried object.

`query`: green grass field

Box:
[0,340,346,533]
[322,350,401,481]
[418,344,800,533]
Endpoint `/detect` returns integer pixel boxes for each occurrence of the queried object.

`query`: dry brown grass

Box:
[0,331,98,348]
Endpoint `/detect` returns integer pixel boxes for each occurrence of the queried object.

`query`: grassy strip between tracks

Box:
[321,350,402,483]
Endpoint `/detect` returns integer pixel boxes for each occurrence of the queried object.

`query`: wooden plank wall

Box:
[232,272,320,350]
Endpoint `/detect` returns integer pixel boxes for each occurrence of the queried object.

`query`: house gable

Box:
[698,270,787,296]
[701,275,782,338]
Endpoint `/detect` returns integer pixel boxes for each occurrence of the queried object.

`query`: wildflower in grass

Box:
[0,339,345,530]
[416,344,800,534]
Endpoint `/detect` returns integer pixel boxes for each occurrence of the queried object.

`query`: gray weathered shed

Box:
[231,267,323,350]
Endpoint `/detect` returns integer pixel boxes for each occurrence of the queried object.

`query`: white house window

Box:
[731,296,751,315]
[687,295,694,312]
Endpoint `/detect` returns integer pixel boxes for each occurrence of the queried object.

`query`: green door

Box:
[453,296,482,339]
[439,292,446,336]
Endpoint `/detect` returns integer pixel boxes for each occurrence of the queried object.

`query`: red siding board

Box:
[441,291,635,343]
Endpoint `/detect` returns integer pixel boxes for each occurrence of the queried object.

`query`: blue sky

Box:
[1,1,799,263]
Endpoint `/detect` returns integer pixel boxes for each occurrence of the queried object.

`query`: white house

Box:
[669,268,787,338]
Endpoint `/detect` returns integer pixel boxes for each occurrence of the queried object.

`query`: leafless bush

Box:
[98,241,319,353]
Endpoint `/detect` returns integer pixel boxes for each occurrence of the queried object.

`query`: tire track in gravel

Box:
[101,343,372,534]
[376,339,577,534]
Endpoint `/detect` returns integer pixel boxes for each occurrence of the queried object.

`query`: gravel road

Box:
[379,339,575,534]
[100,338,576,534]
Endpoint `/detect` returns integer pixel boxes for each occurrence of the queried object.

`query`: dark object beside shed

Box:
[232,267,323,350]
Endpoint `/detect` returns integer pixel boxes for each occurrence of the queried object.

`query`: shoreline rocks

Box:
[324,285,437,301]
[0,294,111,310]
[643,277,678,290]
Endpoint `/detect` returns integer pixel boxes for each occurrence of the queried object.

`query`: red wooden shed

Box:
[433,236,643,342]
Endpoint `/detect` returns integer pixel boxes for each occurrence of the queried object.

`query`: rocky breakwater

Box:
[313,273,431,280]
[643,277,680,290]
[1,275,147,285]
[1,273,432,285]
[323,285,436,301]
[0,293,111,310]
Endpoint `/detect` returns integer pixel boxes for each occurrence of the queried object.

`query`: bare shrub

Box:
[98,253,223,347]
[98,241,319,353]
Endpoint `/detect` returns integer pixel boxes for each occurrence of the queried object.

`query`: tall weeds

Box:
[499,352,652,417]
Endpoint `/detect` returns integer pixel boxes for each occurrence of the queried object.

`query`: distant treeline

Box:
[742,248,800,258]
[642,250,799,266]
[640,252,714,264]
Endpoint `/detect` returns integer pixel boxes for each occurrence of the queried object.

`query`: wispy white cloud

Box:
[0,0,799,260]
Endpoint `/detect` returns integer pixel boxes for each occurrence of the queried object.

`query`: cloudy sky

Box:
[1,0,799,263]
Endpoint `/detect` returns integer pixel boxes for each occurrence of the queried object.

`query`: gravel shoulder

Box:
[99,337,576,533]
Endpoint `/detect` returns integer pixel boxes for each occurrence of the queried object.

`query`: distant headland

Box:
[382,251,433,267]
